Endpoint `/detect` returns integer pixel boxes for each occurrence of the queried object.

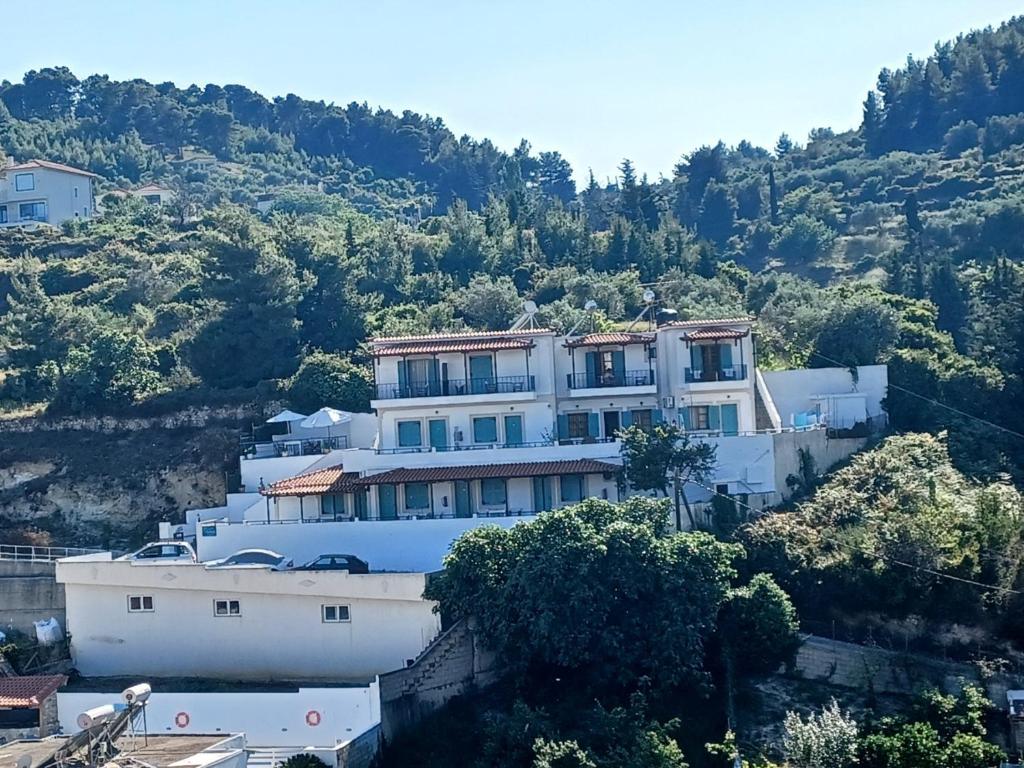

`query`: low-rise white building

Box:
[0,158,98,227]
[57,553,440,681]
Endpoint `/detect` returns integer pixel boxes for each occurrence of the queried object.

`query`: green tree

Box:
[771,215,836,264]
[618,423,717,530]
[719,573,800,676]
[783,700,859,768]
[52,329,162,413]
[285,352,373,413]
[457,275,522,330]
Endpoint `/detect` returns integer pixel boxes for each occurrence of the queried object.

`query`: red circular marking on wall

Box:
[175,712,190,729]
[305,710,321,727]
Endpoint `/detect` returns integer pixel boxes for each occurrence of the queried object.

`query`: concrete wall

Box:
[772,429,869,500]
[379,618,499,744]
[763,365,887,428]
[0,561,65,636]
[58,559,439,681]
[58,685,379,747]
[0,167,95,226]
[195,515,536,572]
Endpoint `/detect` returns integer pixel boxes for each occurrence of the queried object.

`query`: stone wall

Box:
[0,560,64,636]
[378,618,500,743]
[337,725,381,768]
[0,403,267,434]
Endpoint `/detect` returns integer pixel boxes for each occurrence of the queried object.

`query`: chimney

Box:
[4,157,14,168]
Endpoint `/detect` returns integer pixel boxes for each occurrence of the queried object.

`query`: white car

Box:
[127,541,197,564]
[205,549,292,570]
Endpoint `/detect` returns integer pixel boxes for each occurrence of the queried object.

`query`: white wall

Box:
[58,686,378,747]
[375,400,555,450]
[240,453,327,491]
[762,365,888,427]
[0,167,95,225]
[342,440,619,474]
[58,561,438,681]
[194,515,535,572]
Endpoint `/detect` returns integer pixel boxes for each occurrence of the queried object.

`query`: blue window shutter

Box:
[621,410,633,428]
[680,407,691,430]
[585,352,598,386]
[557,414,569,440]
[721,403,739,436]
[690,345,702,373]
[397,361,407,392]
[652,409,664,424]
[588,412,600,437]
[611,350,625,376]
[720,343,733,368]
[708,405,720,431]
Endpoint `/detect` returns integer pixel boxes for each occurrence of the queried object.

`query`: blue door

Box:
[454,480,472,518]
[378,485,397,520]
[428,419,447,450]
[720,403,739,436]
[353,490,368,521]
[532,476,553,512]
[469,355,494,393]
[504,415,524,446]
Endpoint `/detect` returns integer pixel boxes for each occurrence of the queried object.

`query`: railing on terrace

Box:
[239,508,542,525]
[684,364,747,383]
[377,439,559,454]
[0,544,105,562]
[567,370,654,389]
[374,375,536,400]
[241,435,349,458]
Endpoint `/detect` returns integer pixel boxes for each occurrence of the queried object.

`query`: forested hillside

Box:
[2,16,1024,484]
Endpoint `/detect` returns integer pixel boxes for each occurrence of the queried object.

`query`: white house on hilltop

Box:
[0,158,98,227]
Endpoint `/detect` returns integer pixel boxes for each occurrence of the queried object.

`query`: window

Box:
[560,474,584,503]
[631,409,653,430]
[213,599,241,617]
[472,416,498,443]
[567,412,590,439]
[14,173,34,192]
[322,604,351,623]
[480,478,507,506]
[19,201,47,222]
[689,406,710,431]
[74,186,79,198]
[397,420,423,447]
[322,493,346,518]
[143,194,161,204]
[0,205,7,223]
[127,595,154,613]
[405,482,430,510]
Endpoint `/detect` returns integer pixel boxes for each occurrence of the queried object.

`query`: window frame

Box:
[472,415,498,444]
[559,474,585,503]
[631,409,653,430]
[18,201,47,222]
[404,482,430,510]
[322,604,351,623]
[0,205,7,224]
[321,493,346,518]
[396,419,423,447]
[690,406,710,431]
[480,478,507,507]
[14,173,34,192]
[127,594,154,613]
[213,598,241,617]
[567,412,590,439]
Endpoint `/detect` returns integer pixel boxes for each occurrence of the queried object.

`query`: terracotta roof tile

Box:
[2,159,99,179]
[372,328,551,344]
[564,332,655,348]
[663,316,753,328]
[372,338,535,356]
[681,328,750,340]
[357,459,619,485]
[263,466,361,497]
[0,676,66,708]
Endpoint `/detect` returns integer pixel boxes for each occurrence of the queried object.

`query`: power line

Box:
[808,350,1024,443]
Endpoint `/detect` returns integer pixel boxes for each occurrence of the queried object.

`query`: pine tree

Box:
[929,259,967,348]
[767,165,779,226]
[862,91,883,155]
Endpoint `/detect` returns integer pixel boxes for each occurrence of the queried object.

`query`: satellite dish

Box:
[584,300,598,311]
[522,300,538,314]
[643,289,656,304]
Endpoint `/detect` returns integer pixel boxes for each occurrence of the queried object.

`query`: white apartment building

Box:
[0,159,98,227]
[57,552,440,681]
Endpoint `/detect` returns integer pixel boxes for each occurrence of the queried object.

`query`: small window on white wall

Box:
[14,173,34,192]
[213,599,241,617]
[322,604,351,623]
[127,595,154,612]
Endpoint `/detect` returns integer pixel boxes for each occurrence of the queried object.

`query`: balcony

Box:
[684,365,747,384]
[567,370,654,390]
[374,375,536,401]
[242,435,349,459]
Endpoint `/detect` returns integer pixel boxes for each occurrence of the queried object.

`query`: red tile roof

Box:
[356,459,619,485]
[2,159,99,179]
[372,328,551,343]
[372,338,536,356]
[564,332,655,348]
[0,675,66,708]
[681,328,750,341]
[663,316,753,328]
[263,466,361,497]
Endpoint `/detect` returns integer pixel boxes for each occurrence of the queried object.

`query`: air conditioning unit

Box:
[453,428,464,443]
[661,396,675,409]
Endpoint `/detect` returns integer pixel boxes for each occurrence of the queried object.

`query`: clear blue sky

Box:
[3,1,1020,182]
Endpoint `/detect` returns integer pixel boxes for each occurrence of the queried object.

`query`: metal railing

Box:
[684,364,748,383]
[241,509,542,525]
[0,543,104,562]
[377,440,556,454]
[241,435,349,458]
[374,375,536,400]
[567,370,655,389]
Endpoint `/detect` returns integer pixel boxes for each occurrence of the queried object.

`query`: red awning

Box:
[356,459,619,485]
[263,466,361,497]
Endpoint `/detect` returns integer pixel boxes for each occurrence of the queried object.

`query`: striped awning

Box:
[356,459,619,486]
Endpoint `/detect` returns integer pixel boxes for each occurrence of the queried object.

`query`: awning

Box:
[263,466,362,497]
[265,409,307,424]
[0,675,67,708]
[372,338,535,356]
[681,328,749,341]
[356,459,620,486]
[563,332,655,348]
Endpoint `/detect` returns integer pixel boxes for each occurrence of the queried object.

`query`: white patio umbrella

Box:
[300,407,353,444]
[265,409,307,435]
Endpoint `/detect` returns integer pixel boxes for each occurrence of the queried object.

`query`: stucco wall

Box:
[58,685,379,747]
[762,365,888,428]
[772,429,869,500]
[0,560,65,636]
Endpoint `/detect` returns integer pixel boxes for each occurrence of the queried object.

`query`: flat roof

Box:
[0,735,238,768]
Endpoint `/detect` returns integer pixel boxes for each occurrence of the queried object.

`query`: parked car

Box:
[206,549,292,570]
[127,541,197,563]
[295,554,369,573]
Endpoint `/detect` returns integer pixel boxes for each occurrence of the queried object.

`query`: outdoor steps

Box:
[397,624,471,696]
[754,370,781,431]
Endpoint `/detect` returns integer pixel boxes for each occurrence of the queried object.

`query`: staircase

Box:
[754,369,782,431]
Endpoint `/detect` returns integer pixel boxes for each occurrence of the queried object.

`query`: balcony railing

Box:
[377,440,556,454]
[567,370,654,389]
[241,435,349,459]
[684,364,747,383]
[375,375,536,400]
[0,543,105,562]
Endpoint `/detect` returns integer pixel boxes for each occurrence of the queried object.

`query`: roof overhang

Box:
[356,459,620,486]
